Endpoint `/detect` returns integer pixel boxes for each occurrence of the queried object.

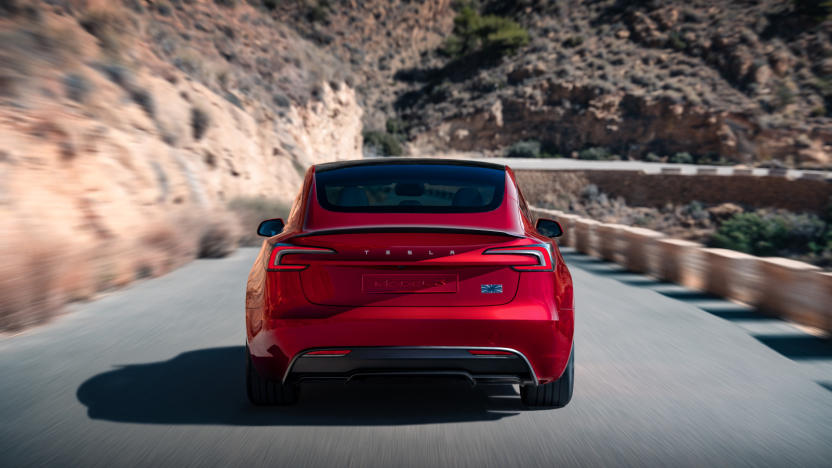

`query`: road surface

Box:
[2,247,831,467]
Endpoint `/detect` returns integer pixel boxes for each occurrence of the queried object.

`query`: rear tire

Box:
[521,345,574,408]
[246,345,299,406]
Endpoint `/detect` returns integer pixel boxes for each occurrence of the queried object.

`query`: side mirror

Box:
[257,218,285,237]
[536,218,563,238]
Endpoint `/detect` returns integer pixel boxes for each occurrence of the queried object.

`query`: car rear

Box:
[246,160,574,406]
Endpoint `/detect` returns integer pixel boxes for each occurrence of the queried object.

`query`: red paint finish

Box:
[246,160,575,384]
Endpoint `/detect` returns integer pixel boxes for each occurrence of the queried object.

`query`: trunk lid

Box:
[290,232,533,307]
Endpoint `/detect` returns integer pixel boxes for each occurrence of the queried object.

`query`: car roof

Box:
[314,158,506,173]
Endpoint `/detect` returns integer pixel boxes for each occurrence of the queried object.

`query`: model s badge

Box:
[481,284,503,294]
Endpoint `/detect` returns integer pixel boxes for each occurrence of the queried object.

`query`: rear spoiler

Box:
[291,226,523,238]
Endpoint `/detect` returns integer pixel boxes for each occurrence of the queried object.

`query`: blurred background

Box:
[1,1,832,466]
[2,0,831,331]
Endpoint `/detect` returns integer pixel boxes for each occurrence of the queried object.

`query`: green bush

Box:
[578,147,619,161]
[710,212,828,257]
[363,130,403,156]
[645,152,663,162]
[669,152,694,164]
[442,6,529,58]
[385,118,406,136]
[506,140,541,158]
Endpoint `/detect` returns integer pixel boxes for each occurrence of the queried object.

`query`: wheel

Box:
[521,345,574,408]
[246,345,299,406]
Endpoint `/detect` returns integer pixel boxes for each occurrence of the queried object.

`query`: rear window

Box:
[315,163,506,213]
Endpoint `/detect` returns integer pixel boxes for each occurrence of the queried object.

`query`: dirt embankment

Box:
[0,1,362,331]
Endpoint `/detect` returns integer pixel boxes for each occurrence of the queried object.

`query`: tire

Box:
[521,345,574,408]
[246,345,299,406]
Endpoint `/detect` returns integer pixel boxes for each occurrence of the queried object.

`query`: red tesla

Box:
[245,159,574,407]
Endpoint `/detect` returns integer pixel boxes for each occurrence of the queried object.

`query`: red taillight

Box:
[305,350,351,356]
[468,350,515,356]
[267,244,335,271]
[482,244,554,271]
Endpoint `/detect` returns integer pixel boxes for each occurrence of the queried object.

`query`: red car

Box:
[245,159,574,407]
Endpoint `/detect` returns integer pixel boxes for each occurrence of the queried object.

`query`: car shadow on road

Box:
[76,346,525,426]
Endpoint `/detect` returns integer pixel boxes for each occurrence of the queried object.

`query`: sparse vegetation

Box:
[363,129,404,156]
[668,31,687,51]
[792,0,832,21]
[578,147,620,161]
[669,152,694,164]
[129,87,155,117]
[198,222,237,258]
[190,105,211,140]
[63,73,91,103]
[506,140,542,158]
[563,36,583,48]
[442,6,529,58]
[79,3,128,54]
[710,211,830,258]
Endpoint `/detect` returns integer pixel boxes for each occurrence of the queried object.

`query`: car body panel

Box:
[245,159,574,385]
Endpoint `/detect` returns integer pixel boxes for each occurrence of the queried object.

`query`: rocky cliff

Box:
[0,0,363,330]
[391,0,832,167]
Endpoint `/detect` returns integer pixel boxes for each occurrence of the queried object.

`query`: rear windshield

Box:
[315,163,506,213]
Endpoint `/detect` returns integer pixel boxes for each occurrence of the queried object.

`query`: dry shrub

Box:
[198,221,238,258]
[0,239,62,332]
[228,197,291,246]
[140,221,197,274]
[78,0,130,54]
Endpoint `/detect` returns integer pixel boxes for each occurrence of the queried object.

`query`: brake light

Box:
[482,244,554,271]
[267,244,335,271]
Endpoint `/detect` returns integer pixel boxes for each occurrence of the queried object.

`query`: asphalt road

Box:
[2,247,832,467]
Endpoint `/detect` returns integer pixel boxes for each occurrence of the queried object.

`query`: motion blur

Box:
[1,1,831,467]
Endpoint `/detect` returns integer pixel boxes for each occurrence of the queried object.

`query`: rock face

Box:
[0,0,362,330]
[393,0,832,166]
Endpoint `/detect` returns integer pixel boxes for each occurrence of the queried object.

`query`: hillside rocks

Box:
[393,0,832,167]
[0,0,362,330]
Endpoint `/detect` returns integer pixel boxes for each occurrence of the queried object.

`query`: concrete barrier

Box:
[655,238,705,289]
[813,273,832,331]
[556,214,579,248]
[531,205,832,333]
[697,168,718,176]
[574,218,600,256]
[758,258,825,328]
[596,223,623,262]
[702,248,761,305]
[621,227,665,274]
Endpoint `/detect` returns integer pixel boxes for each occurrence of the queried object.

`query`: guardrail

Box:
[477,157,832,180]
[532,206,832,333]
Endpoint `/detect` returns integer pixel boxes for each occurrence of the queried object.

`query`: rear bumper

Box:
[284,346,537,385]
[248,305,574,384]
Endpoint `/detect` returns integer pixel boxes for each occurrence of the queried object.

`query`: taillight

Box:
[267,244,335,271]
[482,244,554,271]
